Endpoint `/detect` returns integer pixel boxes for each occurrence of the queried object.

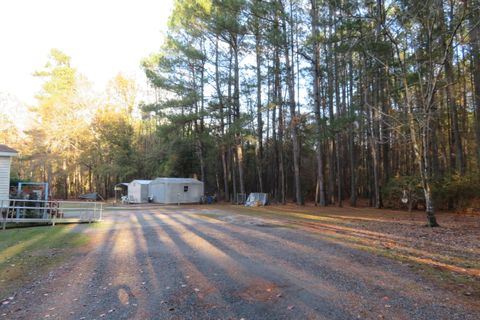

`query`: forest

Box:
[2,0,480,227]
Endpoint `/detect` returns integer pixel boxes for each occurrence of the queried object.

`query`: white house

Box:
[0,144,18,201]
[127,180,151,203]
[149,178,204,204]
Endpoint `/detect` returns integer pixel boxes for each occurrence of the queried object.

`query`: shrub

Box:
[383,175,424,211]
[433,173,480,211]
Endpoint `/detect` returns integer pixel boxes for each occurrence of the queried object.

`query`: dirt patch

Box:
[27,248,65,257]
[255,223,283,228]
[205,203,480,298]
[237,279,284,302]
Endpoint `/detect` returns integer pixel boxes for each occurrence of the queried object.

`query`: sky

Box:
[0,0,173,106]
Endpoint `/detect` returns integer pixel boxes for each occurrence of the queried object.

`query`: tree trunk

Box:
[215,37,229,200]
[311,0,326,206]
[364,57,381,209]
[255,27,264,192]
[438,0,464,174]
[367,97,381,209]
[233,41,245,197]
[273,12,285,204]
[325,20,336,205]
[221,148,229,201]
[281,1,303,205]
[470,0,480,169]
[333,35,343,207]
[398,50,439,227]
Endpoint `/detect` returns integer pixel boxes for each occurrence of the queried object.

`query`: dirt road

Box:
[1,206,479,319]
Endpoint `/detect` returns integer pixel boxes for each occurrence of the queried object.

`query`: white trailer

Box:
[149,178,204,204]
[127,180,151,203]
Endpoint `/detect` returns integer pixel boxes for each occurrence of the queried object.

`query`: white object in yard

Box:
[245,193,268,207]
[0,144,18,201]
[127,180,152,203]
[149,177,204,204]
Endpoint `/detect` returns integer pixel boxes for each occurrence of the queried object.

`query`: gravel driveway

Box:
[2,206,479,319]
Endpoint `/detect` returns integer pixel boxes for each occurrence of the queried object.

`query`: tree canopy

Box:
[4,0,480,227]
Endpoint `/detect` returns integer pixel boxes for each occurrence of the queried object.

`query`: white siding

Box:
[149,178,204,204]
[0,156,12,201]
[127,180,151,203]
[150,182,166,203]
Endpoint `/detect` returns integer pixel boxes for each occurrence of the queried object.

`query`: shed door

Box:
[141,185,148,202]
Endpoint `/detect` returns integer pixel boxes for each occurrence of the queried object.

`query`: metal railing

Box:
[0,199,103,230]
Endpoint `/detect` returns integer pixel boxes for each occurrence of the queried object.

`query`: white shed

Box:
[127,180,151,203]
[150,178,204,204]
[0,145,18,201]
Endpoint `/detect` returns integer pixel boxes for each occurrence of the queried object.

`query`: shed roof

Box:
[114,182,129,187]
[152,177,203,184]
[131,180,151,185]
[0,144,18,156]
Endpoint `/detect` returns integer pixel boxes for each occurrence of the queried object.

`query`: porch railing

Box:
[0,199,103,230]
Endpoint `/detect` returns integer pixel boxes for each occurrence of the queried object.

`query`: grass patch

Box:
[0,225,90,299]
[192,212,222,221]
[227,205,352,226]
[3,222,51,229]
[84,220,118,230]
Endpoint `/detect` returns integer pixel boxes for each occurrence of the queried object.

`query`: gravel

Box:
[1,206,479,319]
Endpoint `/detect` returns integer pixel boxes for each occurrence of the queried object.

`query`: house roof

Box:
[0,144,18,156]
[152,177,203,184]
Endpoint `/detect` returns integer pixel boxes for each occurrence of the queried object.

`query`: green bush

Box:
[433,173,480,211]
[382,175,424,210]
[384,173,480,211]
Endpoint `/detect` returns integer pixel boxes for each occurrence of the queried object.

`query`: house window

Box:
[184,186,188,192]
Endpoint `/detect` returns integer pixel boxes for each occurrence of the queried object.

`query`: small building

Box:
[149,178,204,204]
[127,180,151,203]
[114,182,129,203]
[0,144,18,201]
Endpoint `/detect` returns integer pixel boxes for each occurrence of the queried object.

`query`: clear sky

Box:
[0,0,173,105]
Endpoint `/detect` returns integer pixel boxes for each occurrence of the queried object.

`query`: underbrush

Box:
[434,173,480,211]
[382,174,480,212]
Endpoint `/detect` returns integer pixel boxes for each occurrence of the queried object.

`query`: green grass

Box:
[0,225,90,299]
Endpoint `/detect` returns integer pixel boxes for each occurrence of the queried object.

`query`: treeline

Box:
[141,0,480,225]
[3,49,142,198]
[3,0,480,226]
